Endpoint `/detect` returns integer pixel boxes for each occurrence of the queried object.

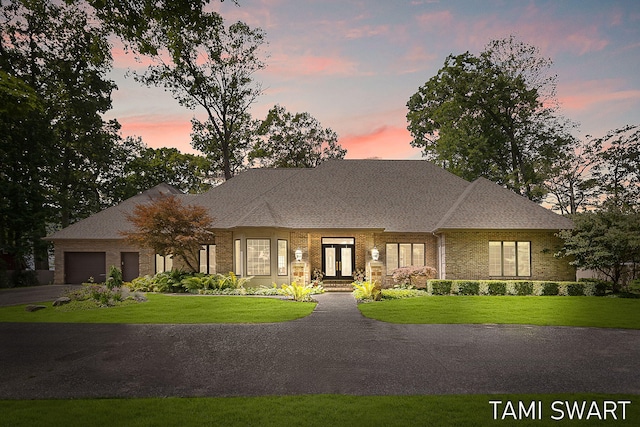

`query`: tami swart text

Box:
[489,400,631,421]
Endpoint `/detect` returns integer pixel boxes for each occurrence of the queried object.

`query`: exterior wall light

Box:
[371,246,379,261]
[295,248,303,262]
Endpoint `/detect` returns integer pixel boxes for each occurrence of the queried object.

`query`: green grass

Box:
[0,394,636,426]
[358,296,640,329]
[0,294,315,324]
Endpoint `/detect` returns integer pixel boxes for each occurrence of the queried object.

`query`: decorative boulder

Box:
[25,305,47,312]
[52,297,71,306]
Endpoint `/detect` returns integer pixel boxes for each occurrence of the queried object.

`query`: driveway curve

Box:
[0,293,639,399]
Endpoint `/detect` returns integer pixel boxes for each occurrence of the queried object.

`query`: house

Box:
[47,159,575,286]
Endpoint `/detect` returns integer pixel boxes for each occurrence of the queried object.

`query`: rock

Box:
[52,297,71,306]
[25,305,47,312]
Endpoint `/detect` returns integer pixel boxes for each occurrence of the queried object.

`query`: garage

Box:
[64,252,106,284]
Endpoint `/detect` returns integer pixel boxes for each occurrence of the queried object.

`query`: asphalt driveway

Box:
[0,291,639,399]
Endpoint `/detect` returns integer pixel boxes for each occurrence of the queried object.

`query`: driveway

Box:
[0,292,639,399]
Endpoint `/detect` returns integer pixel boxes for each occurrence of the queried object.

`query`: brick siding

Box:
[442,230,575,281]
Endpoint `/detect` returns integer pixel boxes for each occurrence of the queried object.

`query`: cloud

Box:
[117,115,196,153]
[341,126,422,159]
[264,52,363,77]
[559,79,640,112]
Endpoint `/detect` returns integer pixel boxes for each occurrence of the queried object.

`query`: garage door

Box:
[64,252,106,284]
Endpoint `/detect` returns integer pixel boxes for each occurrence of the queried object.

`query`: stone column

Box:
[368,260,383,286]
[292,261,307,285]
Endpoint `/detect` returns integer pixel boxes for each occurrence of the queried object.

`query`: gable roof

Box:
[47,183,191,240]
[48,160,573,240]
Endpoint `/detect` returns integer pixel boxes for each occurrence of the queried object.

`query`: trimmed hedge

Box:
[426,280,605,297]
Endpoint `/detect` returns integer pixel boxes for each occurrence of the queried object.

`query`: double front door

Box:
[321,238,355,280]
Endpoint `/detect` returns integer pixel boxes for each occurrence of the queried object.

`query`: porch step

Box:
[322,282,354,292]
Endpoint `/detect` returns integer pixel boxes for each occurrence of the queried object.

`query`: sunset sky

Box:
[105,0,640,160]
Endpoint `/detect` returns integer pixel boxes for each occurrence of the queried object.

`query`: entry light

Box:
[371,246,379,261]
[295,248,303,262]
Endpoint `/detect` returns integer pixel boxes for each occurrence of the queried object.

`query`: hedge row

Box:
[425,280,608,297]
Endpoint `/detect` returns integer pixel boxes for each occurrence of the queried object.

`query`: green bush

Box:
[381,289,427,299]
[457,281,479,295]
[10,270,39,287]
[567,283,585,296]
[578,278,610,296]
[106,266,123,290]
[488,281,507,296]
[430,280,452,295]
[541,282,560,296]
[279,282,315,302]
[514,282,534,296]
[352,281,381,301]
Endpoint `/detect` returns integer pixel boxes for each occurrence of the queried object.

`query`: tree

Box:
[557,210,640,291]
[544,135,598,215]
[1,0,120,268]
[122,195,215,272]
[93,1,266,180]
[587,125,640,211]
[0,71,50,271]
[109,138,213,202]
[406,36,574,202]
[249,105,346,168]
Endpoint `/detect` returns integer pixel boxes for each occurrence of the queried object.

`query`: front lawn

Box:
[358,296,640,329]
[0,394,637,426]
[0,293,316,324]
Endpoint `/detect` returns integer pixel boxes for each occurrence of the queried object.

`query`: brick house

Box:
[47,160,575,285]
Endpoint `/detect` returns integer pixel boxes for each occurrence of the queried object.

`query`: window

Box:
[234,239,242,275]
[247,239,270,276]
[489,241,530,277]
[199,245,216,274]
[155,254,173,274]
[277,240,288,276]
[386,243,425,274]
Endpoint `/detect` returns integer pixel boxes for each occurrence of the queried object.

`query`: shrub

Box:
[541,282,559,296]
[106,266,124,290]
[391,266,437,288]
[279,282,315,302]
[154,269,190,293]
[514,282,534,296]
[128,275,155,292]
[457,281,479,295]
[10,270,39,287]
[487,281,507,296]
[430,280,452,295]
[567,283,585,296]
[352,281,381,301]
[579,278,611,296]
[64,283,145,309]
[381,288,427,299]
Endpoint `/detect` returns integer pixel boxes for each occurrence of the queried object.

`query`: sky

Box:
[105,0,640,160]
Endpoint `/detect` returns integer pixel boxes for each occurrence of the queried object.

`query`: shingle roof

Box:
[47,160,573,240]
[434,177,574,230]
[46,183,192,240]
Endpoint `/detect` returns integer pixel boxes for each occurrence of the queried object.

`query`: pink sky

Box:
[106,0,640,160]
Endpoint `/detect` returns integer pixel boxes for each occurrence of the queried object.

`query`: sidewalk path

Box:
[0,293,639,399]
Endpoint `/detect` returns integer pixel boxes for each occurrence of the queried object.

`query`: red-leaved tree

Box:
[122,195,215,272]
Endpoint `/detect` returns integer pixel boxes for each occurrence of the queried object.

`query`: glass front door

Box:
[321,238,355,280]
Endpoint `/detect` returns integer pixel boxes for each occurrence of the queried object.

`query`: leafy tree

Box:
[250,105,346,168]
[406,36,573,202]
[0,71,50,270]
[1,0,120,268]
[557,210,640,291]
[110,138,212,201]
[122,195,215,272]
[94,1,266,180]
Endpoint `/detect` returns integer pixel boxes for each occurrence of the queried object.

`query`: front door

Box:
[321,238,355,280]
